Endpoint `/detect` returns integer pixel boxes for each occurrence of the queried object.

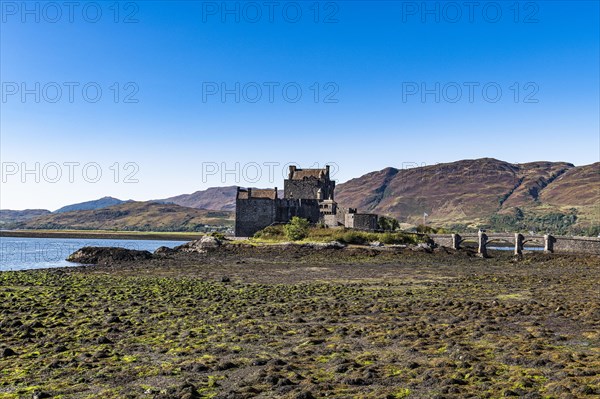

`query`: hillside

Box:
[335,159,598,234]
[54,196,127,213]
[18,201,233,232]
[161,186,283,211]
[160,186,238,211]
[0,209,52,228]
[4,159,597,235]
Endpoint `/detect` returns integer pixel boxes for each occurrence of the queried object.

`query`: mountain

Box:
[4,159,597,235]
[335,158,598,234]
[160,186,238,211]
[54,196,127,213]
[0,209,52,228]
[19,201,233,232]
[160,187,284,211]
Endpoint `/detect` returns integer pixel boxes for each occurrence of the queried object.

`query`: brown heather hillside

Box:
[540,162,600,207]
[0,209,51,224]
[19,201,233,232]
[161,186,239,211]
[18,159,593,234]
[162,186,285,211]
[336,158,598,233]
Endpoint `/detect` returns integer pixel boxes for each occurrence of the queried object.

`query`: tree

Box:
[284,217,310,241]
[378,216,400,231]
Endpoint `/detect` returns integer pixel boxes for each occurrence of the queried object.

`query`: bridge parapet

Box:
[430,233,600,256]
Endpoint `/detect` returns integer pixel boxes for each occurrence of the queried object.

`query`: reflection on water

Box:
[488,246,544,251]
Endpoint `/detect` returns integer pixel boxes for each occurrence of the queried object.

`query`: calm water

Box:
[488,246,544,251]
[0,236,187,271]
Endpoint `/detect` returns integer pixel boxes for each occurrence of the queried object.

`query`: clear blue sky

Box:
[1,1,599,210]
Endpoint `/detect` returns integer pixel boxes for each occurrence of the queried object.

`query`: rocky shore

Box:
[0,240,598,398]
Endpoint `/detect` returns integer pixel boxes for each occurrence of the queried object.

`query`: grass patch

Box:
[253,225,426,245]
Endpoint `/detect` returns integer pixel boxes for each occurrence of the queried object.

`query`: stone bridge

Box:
[430,233,600,257]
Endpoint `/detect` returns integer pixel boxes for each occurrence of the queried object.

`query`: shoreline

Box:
[1,247,598,398]
[0,229,204,241]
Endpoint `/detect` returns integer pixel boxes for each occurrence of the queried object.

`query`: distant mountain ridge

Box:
[159,186,238,211]
[334,158,598,234]
[54,196,128,213]
[2,158,597,234]
[18,201,233,232]
[0,209,52,228]
[160,187,284,211]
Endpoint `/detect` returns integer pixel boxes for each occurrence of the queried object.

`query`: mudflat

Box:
[1,245,598,398]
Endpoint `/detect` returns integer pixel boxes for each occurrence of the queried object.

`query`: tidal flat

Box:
[0,245,599,398]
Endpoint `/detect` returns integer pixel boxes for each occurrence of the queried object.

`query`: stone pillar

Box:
[478,230,488,258]
[544,234,555,253]
[451,233,461,250]
[514,233,524,255]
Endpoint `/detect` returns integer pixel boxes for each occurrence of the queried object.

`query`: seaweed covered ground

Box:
[0,245,599,398]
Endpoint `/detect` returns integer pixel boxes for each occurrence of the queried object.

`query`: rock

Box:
[370,241,384,247]
[411,242,433,253]
[96,336,112,344]
[303,241,346,250]
[444,377,468,386]
[93,349,110,359]
[175,235,222,253]
[66,247,153,265]
[1,347,17,357]
[407,361,420,369]
[153,246,175,255]
[295,392,315,399]
[215,360,237,371]
[183,362,208,372]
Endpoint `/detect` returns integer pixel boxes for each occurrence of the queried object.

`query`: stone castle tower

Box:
[284,165,335,200]
[235,165,377,237]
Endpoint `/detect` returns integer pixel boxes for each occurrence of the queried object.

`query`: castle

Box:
[235,165,379,237]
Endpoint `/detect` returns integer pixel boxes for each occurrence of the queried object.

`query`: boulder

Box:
[411,242,433,253]
[154,246,175,255]
[66,247,153,264]
[175,235,222,253]
[303,241,346,250]
[1,347,17,357]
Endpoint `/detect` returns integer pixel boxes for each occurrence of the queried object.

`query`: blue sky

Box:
[1,0,599,210]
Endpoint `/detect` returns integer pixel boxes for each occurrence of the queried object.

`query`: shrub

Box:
[378,216,400,231]
[340,231,368,245]
[283,217,310,241]
[253,225,285,240]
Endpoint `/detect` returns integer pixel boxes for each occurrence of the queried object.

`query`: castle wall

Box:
[323,214,341,227]
[276,199,321,224]
[345,213,378,231]
[333,207,352,227]
[284,179,335,201]
[234,198,276,237]
[235,197,322,237]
